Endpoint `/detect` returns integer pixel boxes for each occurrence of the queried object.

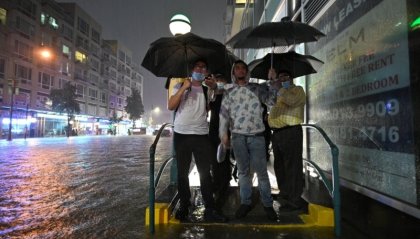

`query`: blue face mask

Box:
[191,72,205,81]
[282,80,291,89]
[216,82,225,90]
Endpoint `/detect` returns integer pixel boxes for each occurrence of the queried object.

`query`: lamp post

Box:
[7,79,17,141]
[168,14,192,185]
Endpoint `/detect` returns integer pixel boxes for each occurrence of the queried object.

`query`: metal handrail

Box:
[149,123,174,234]
[301,123,341,237]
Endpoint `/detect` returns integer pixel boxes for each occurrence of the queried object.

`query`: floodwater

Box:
[0,135,172,239]
[0,135,347,239]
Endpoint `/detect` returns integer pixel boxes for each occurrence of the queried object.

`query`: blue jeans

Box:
[231,133,273,207]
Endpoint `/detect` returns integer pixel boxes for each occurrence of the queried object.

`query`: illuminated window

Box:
[0,8,6,25]
[75,51,87,63]
[62,44,70,56]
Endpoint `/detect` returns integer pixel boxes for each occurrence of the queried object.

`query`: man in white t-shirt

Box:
[168,59,228,223]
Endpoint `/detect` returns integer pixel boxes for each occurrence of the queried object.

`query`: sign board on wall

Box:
[306,0,416,205]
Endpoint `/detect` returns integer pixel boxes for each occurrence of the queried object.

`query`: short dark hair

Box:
[233,60,248,72]
[277,69,293,78]
[191,58,208,70]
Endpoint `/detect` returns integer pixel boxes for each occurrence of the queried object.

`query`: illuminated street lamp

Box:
[149,106,160,126]
[169,14,191,36]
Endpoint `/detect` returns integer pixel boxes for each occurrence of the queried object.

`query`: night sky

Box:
[57,0,228,123]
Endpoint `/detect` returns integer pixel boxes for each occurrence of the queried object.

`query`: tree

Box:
[124,87,144,128]
[49,82,80,137]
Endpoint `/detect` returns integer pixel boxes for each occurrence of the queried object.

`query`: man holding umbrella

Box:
[267,68,307,212]
[168,59,228,223]
[219,60,278,221]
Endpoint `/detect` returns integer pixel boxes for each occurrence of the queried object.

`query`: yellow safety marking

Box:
[145,203,170,225]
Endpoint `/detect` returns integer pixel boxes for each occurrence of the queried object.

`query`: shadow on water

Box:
[0,135,172,239]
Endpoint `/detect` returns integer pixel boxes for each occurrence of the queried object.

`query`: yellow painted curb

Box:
[145,203,170,225]
[301,203,334,227]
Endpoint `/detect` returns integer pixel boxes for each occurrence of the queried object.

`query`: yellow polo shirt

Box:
[268,85,306,129]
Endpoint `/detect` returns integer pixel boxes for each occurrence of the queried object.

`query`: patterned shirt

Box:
[219,82,277,138]
[268,84,306,129]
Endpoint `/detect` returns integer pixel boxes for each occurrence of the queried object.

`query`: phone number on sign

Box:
[314,99,399,122]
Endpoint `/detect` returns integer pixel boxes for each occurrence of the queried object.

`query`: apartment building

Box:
[0,0,143,138]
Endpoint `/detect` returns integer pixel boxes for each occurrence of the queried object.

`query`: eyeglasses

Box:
[194,65,207,70]
[278,74,290,78]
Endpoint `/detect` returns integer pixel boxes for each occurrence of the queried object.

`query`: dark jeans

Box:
[271,125,304,206]
[174,132,216,209]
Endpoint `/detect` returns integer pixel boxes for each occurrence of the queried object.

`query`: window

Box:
[75,50,87,63]
[62,44,70,57]
[58,78,68,89]
[38,72,54,90]
[0,8,6,25]
[88,88,97,100]
[40,13,59,29]
[16,16,35,38]
[61,24,73,40]
[76,35,89,50]
[76,84,85,97]
[0,58,5,79]
[77,17,89,36]
[14,40,33,60]
[90,43,99,57]
[91,28,100,43]
[60,62,70,75]
[14,64,32,83]
[100,92,106,103]
[89,73,99,85]
[90,58,99,71]
[17,0,37,19]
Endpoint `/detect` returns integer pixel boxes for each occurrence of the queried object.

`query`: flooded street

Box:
[0,135,172,239]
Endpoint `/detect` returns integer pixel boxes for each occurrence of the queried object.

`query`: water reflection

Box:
[0,135,172,238]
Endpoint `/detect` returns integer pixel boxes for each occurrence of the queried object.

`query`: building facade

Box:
[225,0,420,224]
[0,0,143,138]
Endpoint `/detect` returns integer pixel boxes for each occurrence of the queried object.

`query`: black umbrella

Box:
[226,17,325,68]
[141,32,232,78]
[248,51,324,80]
[226,17,325,49]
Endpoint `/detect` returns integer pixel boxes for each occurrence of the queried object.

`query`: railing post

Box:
[331,146,341,237]
[149,144,156,234]
[169,112,177,185]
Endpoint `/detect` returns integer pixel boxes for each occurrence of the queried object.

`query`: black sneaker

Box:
[204,208,229,223]
[235,204,252,219]
[175,206,189,221]
[264,206,278,221]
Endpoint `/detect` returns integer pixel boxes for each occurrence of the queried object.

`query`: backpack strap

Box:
[174,83,209,113]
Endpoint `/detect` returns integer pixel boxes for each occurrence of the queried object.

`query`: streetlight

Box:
[7,79,17,141]
[169,14,191,36]
[149,106,160,126]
